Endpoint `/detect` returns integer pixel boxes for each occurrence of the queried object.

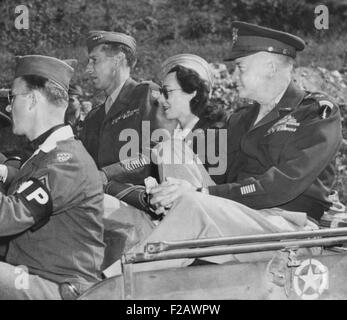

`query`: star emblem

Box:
[299,265,322,292]
[293,259,329,300]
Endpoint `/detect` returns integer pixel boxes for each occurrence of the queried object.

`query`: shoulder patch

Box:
[139,80,160,91]
[318,100,334,119]
[56,152,72,162]
[84,103,102,120]
[303,92,336,119]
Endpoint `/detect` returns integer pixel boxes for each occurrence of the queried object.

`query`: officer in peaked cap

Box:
[101,22,343,272]
[0,54,105,299]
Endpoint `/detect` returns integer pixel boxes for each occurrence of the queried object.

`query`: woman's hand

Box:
[149,177,195,209]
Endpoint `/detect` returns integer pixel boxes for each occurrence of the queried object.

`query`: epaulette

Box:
[138,80,161,99]
[84,103,103,120]
[233,101,255,113]
[303,92,337,119]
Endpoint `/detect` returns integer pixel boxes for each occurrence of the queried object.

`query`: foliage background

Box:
[0,0,347,203]
[1,0,347,89]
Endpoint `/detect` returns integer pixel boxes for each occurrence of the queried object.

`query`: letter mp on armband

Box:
[15,178,53,226]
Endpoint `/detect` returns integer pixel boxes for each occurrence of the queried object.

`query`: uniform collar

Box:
[37,125,74,153]
[174,116,200,140]
[108,78,128,105]
[103,77,138,122]
[250,81,305,130]
[276,81,305,112]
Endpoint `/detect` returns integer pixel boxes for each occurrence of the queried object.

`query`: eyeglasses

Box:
[160,87,182,99]
[7,91,31,105]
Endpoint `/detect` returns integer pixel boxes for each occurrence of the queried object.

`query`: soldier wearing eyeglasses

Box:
[0,55,105,299]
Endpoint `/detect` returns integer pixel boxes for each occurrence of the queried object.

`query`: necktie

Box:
[105,96,113,115]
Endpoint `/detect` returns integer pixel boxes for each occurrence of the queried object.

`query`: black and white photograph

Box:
[0,0,347,305]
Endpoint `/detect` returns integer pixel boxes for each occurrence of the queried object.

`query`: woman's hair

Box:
[168,65,226,124]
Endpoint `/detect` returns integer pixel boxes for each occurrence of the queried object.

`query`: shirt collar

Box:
[174,116,200,140]
[38,125,74,153]
[107,79,128,105]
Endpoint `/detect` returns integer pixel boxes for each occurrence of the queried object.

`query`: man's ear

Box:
[28,90,38,110]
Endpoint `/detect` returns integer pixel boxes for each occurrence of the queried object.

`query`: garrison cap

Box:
[87,31,136,54]
[159,54,214,90]
[225,21,305,61]
[14,55,75,92]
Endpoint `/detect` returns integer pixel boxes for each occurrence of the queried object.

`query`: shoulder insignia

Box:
[266,114,300,136]
[84,104,102,120]
[318,100,334,119]
[304,92,336,119]
[56,152,72,162]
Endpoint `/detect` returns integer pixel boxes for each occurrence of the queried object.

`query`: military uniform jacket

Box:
[1,126,105,290]
[80,77,177,181]
[208,82,342,221]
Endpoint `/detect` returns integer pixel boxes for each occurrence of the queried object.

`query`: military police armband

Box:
[15,178,53,231]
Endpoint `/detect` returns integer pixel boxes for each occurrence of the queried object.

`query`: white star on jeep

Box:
[299,266,322,292]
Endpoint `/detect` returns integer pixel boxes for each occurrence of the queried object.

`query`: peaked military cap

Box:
[87,31,137,54]
[225,21,305,61]
[159,54,214,90]
[15,55,75,92]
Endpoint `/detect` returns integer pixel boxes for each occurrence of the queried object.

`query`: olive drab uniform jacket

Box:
[80,77,177,211]
[80,77,177,176]
[208,82,342,222]
[1,126,105,292]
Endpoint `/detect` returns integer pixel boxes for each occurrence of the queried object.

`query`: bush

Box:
[181,12,217,39]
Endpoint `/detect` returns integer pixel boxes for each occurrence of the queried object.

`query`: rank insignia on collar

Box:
[231,27,238,48]
[266,114,300,135]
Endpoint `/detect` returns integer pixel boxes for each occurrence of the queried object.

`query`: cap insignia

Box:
[92,34,104,41]
[231,27,238,48]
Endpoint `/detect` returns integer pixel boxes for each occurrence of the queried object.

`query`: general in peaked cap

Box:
[15,55,75,92]
[87,31,137,54]
[225,21,305,61]
[159,53,214,90]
